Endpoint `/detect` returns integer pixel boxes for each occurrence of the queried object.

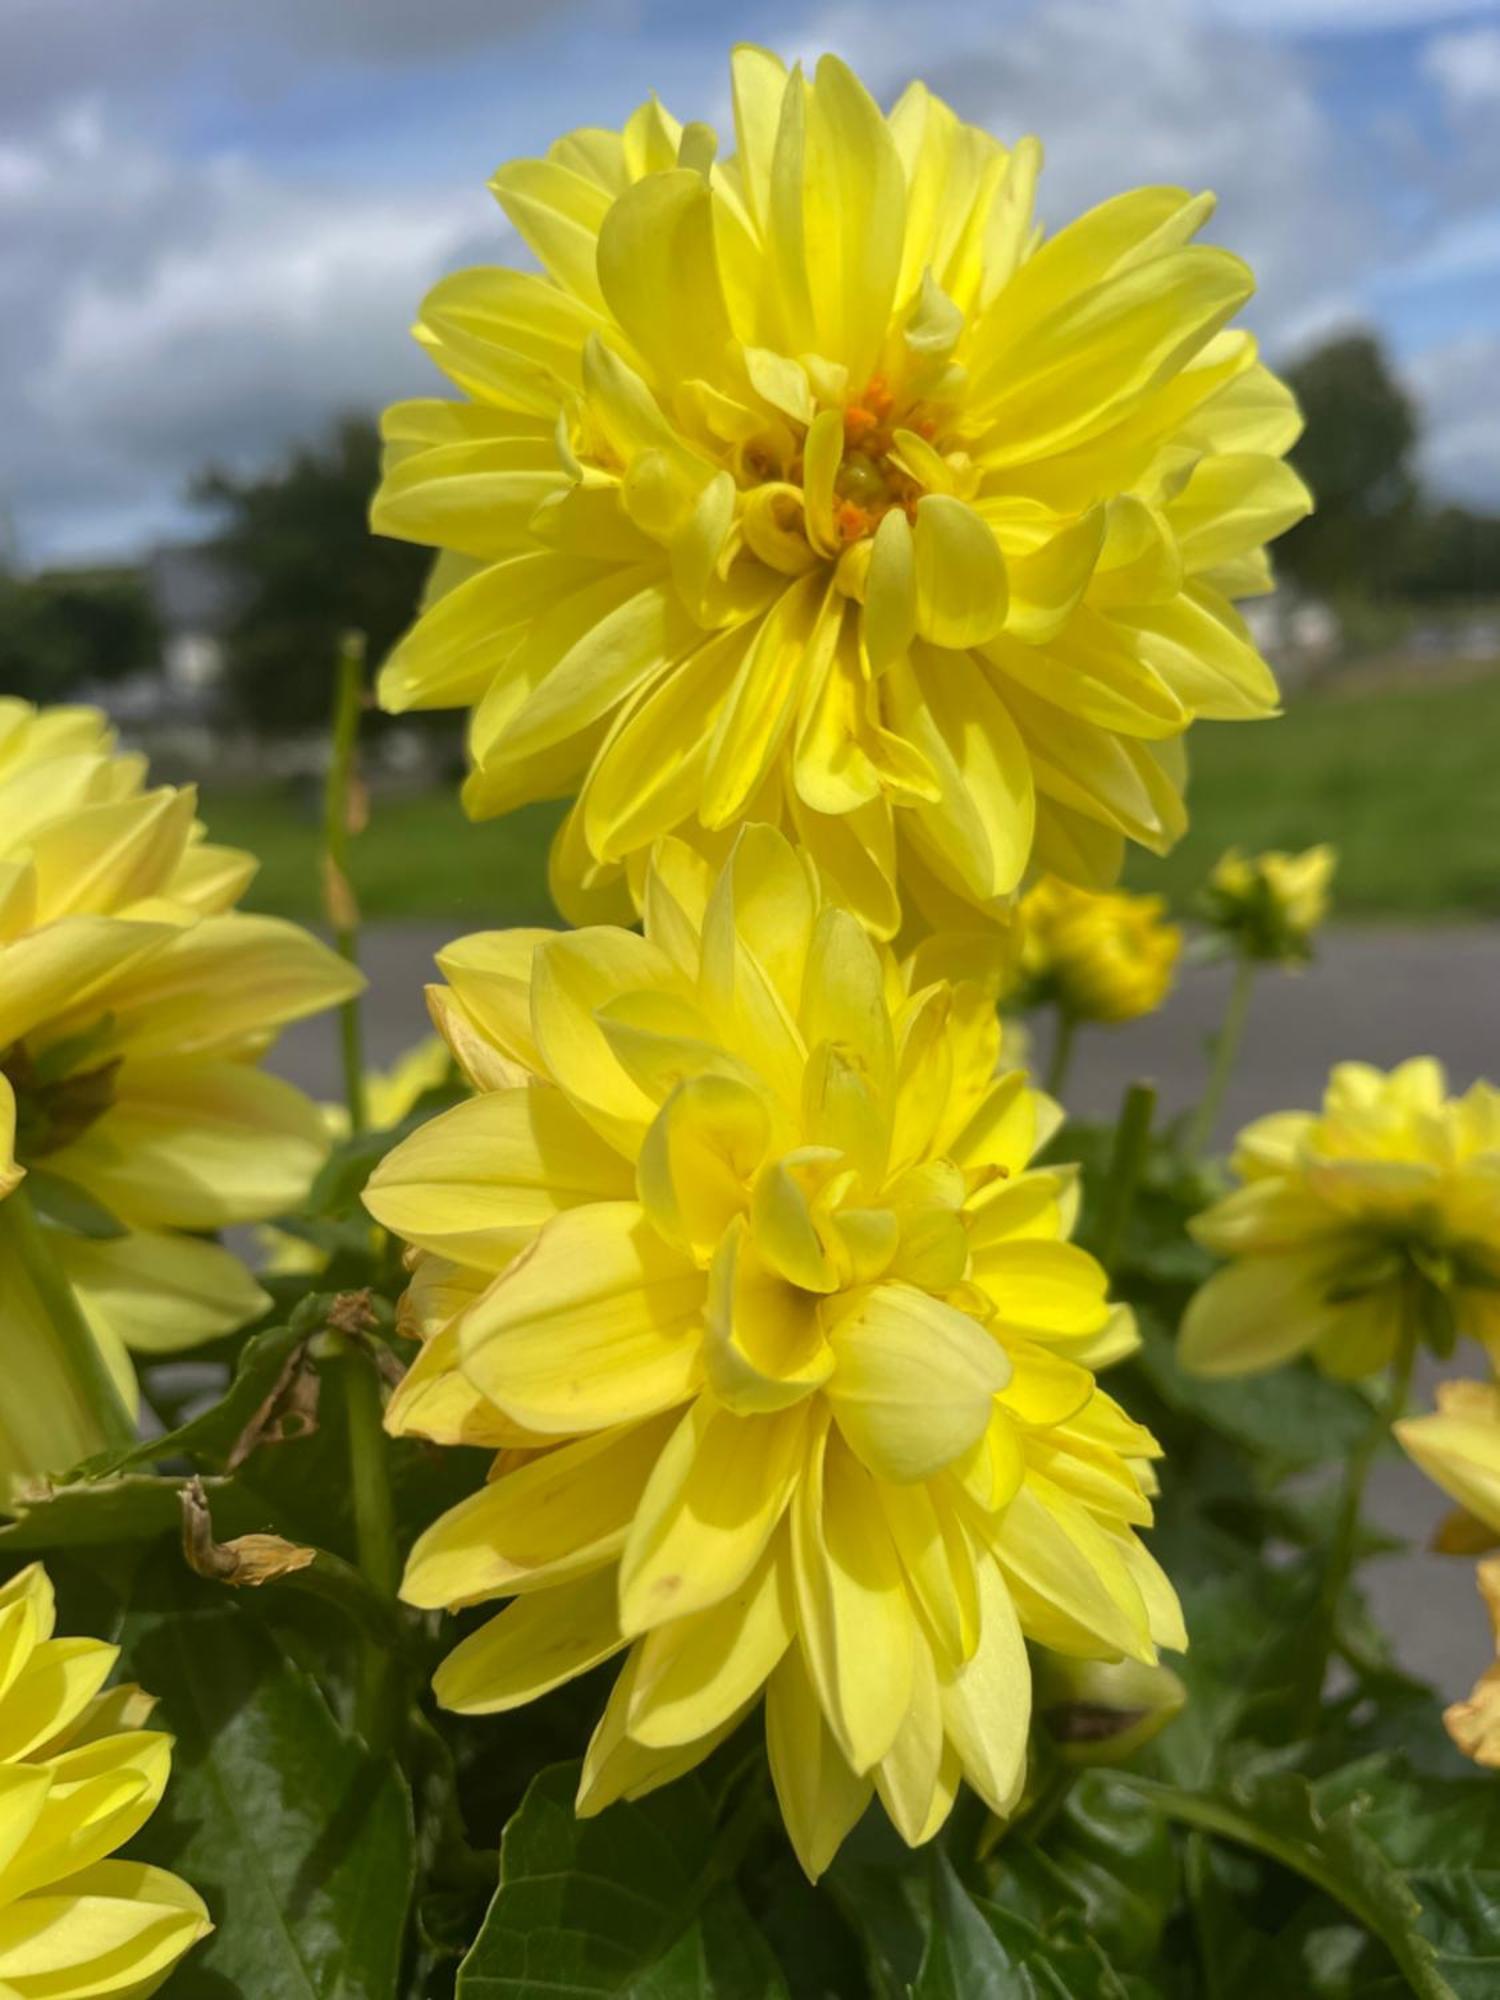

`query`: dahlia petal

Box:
[1178,1249,1346,1377]
[618,1395,809,1633]
[627,1542,794,1747]
[827,1281,1009,1483]
[50,1059,328,1231]
[596,170,733,389]
[911,496,1008,650]
[403,1418,674,1610]
[792,1423,915,1772]
[458,1202,705,1433]
[364,1086,631,1272]
[936,1554,1031,1819]
[765,1641,873,1882]
[433,1567,625,1713]
[56,1229,267,1357]
[0,1858,210,1995]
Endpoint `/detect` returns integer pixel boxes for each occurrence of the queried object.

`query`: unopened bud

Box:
[1035,1655,1186,1766]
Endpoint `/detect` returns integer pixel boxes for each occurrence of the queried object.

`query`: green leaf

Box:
[0,1471,264,1549]
[456,1761,785,1998]
[914,1852,1132,2000]
[75,1315,313,1480]
[1131,1316,1376,1475]
[991,1773,1180,1971]
[118,1549,414,1999]
[1317,1758,1500,1998]
[1115,1767,1458,1999]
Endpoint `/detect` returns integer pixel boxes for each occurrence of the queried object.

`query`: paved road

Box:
[272,923,1500,1699]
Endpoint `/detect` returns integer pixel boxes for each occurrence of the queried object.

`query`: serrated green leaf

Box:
[991,1773,1180,1970]
[913,1852,1131,2000]
[117,1549,414,1998]
[1115,1768,1457,1999]
[76,1317,310,1480]
[456,1762,785,1998]
[0,1470,264,1548]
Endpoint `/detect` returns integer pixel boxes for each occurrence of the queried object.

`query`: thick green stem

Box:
[341,1345,400,1752]
[1186,955,1256,1158]
[1095,1080,1157,1277]
[1044,1010,1078,1102]
[4,1183,135,1450]
[1298,1329,1418,1729]
[323,631,368,1137]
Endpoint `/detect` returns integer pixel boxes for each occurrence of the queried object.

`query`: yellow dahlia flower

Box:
[0,699,362,1490]
[1397,1385,1500,1767]
[372,46,1307,935]
[1204,844,1335,964]
[1181,1060,1500,1380]
[1012,875,1180,1024]
[365,825,1179,1878]
[0,1562,211,1993]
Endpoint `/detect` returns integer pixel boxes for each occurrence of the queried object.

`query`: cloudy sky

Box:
[3,0,1498,564]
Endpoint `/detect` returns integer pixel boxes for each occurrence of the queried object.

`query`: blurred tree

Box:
[0,565,160,701]
[1275,334,1419,599]
[195,416,429,730]
[1396,505,1500,601]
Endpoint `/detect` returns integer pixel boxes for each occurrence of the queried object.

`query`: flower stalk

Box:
[324,630,369,1137]
[1299,1324,1418,1727]
[2,1181,136,1451]
[1186,955,1256,1158]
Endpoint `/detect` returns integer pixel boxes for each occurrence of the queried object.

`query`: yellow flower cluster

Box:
[1398,1383,1500,1767]
[366,826,1179,1877]
[1182,1060,1500,1380]
[0,700,360,1491]
[0,1563,210,1995]
[1011,876,1181,1025]
[1204,844,1335,963]
[372,45,1306,937]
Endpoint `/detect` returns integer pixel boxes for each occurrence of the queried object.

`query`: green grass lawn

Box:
[1129,666,1500,919]
[202,666,1500,927]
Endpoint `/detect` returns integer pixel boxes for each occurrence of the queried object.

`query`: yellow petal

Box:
[459,1202,705,1433]
[618,1395,809,1632]
[364,1085,632,1272]
[627,1540,794,1746]
[433,1567,625,1713]
[827,1283,1009,1482]
[912,497,1008,650]
[765,1641,873,1881]
[402,1415,675,1609]
[792,1423,915,1772]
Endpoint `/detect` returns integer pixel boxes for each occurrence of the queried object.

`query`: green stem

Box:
[1115,1775,1439,1999]
[341,1344,400,1752]
[1186,955,1256,1158]
[1095,1080,1157,1277]
[4,1183,135,1450]
[324,631,368,1137]
[1298,1328,1418,1729]
[1044,1010,1078,1101]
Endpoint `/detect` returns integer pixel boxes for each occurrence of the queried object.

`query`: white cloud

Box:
[0,102,494,560]
[1206,0,1500,31]
[1423,22,1500,109]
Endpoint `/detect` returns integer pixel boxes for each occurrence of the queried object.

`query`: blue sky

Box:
[2,0,1497,563]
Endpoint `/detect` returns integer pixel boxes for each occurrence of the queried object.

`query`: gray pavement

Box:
[272,923,1500,1699]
